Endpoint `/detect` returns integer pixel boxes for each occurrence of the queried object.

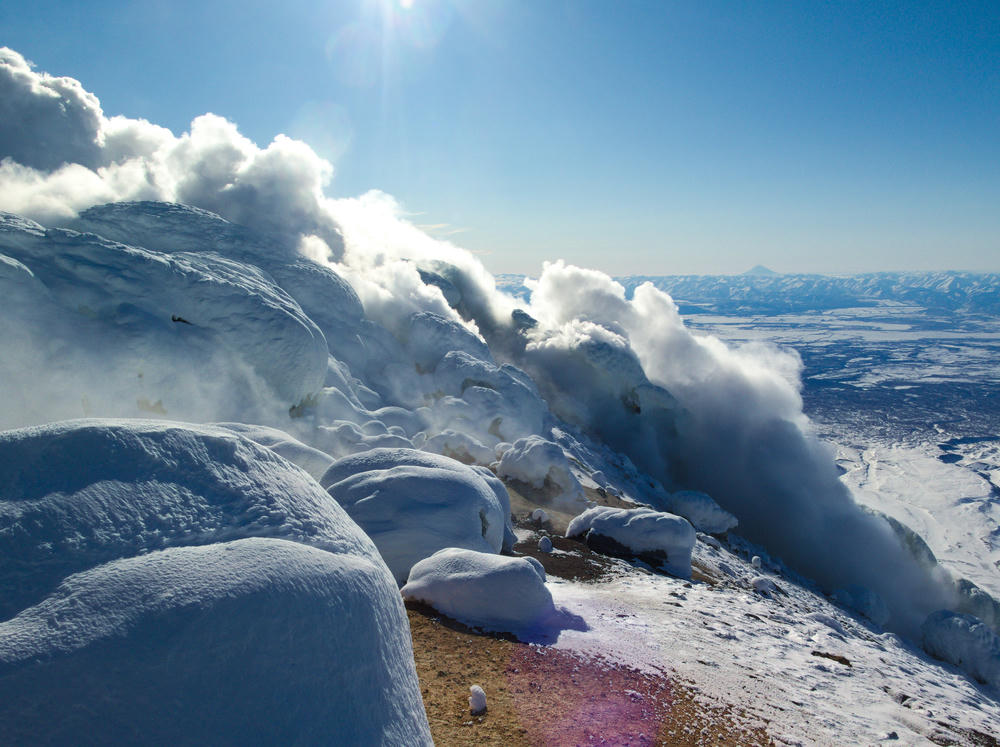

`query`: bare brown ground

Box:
[408,603,772,746]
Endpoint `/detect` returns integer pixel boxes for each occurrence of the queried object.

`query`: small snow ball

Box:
[751,555,762,569]
[469,685,487,715]
[922,610,1000,688]
[401,548,555,637]
[538,536,554,553]
[565,506,695,578]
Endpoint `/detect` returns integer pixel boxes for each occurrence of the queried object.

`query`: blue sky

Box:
[3,0,998,275]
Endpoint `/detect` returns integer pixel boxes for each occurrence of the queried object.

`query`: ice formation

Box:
[321,448,516,584]
[566,506,696,578]
[0,419,430,744]
[401,548,556,636]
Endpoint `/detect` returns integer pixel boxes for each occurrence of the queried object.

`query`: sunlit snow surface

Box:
[549,550,1000,745]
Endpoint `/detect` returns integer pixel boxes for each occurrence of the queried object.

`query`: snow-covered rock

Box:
[0,419,430,745]
[566,506,696,578]
[401,548,556,636]
[0,418,381,619]
[922,610,1000,688]
[497,435,585,507]
[666,489,738,534]
[405,311,492,371]
[322,448,515,584]
[422,429,495,465]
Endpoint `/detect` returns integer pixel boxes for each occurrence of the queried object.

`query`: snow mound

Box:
[0,538,431,745]
[0,418,382,619]
[0,419,430,744]
[401,548,555,636]
[497,435,585,507]
[212,421,336,480]
[922,610,1000,688]
[566,506,696,577]
[321,448,515,584]
[666,489,738,534]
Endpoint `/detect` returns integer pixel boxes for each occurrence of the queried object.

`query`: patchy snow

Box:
[547,548,1000,745]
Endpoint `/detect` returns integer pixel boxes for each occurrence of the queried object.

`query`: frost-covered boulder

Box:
[666,489,738,534]
[922,610,1000,688]
[0,419,383,619]
[431,351,546,441]
[322,449,516,584]
[0,419,430,745]
[566,506,696,577]
[497,435,585,507]
[834,585,890,628]
[0,212,328,424]
[406,311,492,371]
[422,429,496,465]
[0,539,431,745]
[956,579,1000,634]
[401,548,556,636]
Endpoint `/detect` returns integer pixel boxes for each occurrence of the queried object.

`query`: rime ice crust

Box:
[0,211,328,423]
[566,506,696,578]
[0,419,431,745]
[322,448,516,584]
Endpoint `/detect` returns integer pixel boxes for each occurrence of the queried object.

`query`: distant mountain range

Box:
[496,271,1000,316]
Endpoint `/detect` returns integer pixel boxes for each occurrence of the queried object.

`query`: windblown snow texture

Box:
[0,420,431,745]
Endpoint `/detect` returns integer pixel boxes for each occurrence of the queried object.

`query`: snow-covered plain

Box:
[2,46,999,744]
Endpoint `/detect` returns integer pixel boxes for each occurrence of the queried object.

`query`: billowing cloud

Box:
[0,48,342,258]
[0,48,105,170]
